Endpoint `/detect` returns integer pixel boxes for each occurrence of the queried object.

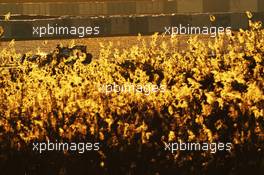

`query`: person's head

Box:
[0,26,4,37]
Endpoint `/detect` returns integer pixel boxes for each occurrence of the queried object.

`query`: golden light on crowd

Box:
[0,11,263,174]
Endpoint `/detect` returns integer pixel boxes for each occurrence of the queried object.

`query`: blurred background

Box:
[0,0,263,16]
[0,0,263,40]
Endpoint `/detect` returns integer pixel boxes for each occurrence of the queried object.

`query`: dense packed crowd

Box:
[0,19,263,174]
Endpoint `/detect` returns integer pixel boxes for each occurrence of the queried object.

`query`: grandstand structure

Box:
[0,0,263,16]
[0,0,263,40]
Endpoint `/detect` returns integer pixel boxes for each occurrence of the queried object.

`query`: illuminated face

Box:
[0,26,4,38]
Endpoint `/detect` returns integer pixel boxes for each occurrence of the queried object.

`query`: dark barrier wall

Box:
[0,12,263,40]
[0,0,263,16]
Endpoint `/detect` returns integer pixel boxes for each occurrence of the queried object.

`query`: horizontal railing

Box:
[0,12,263,40]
